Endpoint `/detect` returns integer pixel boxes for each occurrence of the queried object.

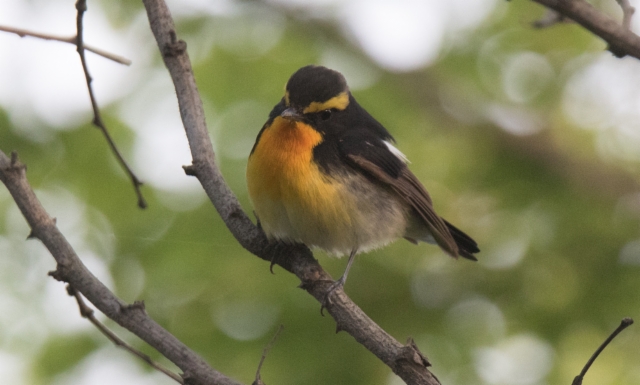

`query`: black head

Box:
[285,65,349,111]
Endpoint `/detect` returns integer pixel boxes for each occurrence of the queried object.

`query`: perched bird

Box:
[246,65,478,297]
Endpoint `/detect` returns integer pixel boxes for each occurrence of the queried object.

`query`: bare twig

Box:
[253,325,284,385]
[74,0,147,209]
[0,151,241,385]
[531,0,640,59]
[616,0,636,30]
[142,0,440,384]
[0,24,132,65]
[571,318,634,385]
[66,285,184,384]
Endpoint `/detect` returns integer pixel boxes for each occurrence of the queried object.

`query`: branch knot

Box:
[48,267,67,282]
[121,300,147,315]
[395,338,431,369]
[183,164,197,176]
[163,31,187,58]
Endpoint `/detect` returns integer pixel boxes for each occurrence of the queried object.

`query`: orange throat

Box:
[246,117,352,246]
[247,116,324,199]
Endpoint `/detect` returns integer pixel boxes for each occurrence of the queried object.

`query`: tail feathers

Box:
[444,220,479,261]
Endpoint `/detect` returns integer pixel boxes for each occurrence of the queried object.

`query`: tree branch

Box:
[74,0,147,209]
[142,0,440,383]
[0,151,241,385]
[0,24,132,65]
[66,285,184,384]
[531,0,640,59]
[253,325,284,385]
[572,318,634,385]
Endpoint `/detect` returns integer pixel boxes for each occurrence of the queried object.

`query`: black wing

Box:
[339,130,478,260]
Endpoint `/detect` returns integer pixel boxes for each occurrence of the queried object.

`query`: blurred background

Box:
[1,0,640,384]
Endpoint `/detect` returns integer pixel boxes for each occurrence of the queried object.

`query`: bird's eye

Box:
[320,109,332,120]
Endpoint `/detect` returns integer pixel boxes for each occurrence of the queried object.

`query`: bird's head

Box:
[280,65,351,121]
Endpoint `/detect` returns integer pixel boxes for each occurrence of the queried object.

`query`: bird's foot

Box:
[320,276,346,316]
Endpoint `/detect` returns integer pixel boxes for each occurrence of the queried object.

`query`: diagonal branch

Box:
[142,0,439,384]
[74,0,147,209]
[531,0,640,59]
[0,150,241,385]
[66,285,184,384]
[253,325,284,385]
[572,318,634,385]
[0,24,132,65]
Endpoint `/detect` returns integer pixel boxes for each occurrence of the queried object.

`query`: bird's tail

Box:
[444,220,479,261]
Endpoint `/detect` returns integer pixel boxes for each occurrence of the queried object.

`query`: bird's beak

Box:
[280,107,303,120]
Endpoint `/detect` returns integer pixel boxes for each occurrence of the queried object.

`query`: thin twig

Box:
[531,0,640,59]
[616,0,636,30]
[571,317,634,385]
[253,325,284,385]
[0,151,241,385]
[66,285,184,384]
[74,0,147,209]
[0,24,131,65]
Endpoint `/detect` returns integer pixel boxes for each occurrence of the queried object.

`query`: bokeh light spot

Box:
[213,301,280,341]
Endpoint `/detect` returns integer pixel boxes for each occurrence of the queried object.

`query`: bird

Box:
[246,65,478,300]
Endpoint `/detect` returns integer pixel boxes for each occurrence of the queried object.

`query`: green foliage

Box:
[34,334,100,381]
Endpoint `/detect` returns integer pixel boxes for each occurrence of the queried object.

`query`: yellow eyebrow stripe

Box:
[303,92,349,113]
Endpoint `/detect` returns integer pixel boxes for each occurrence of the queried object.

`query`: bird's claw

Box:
[320,277,345,316]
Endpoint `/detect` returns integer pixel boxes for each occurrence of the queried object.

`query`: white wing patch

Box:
[383,140,409,163]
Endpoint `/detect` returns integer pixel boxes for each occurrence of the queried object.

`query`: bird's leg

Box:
[335,248,358,288]
[321,248,357,313]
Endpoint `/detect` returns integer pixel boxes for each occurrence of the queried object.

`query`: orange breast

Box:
[246,117,355,251]
[247,117,323,199]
